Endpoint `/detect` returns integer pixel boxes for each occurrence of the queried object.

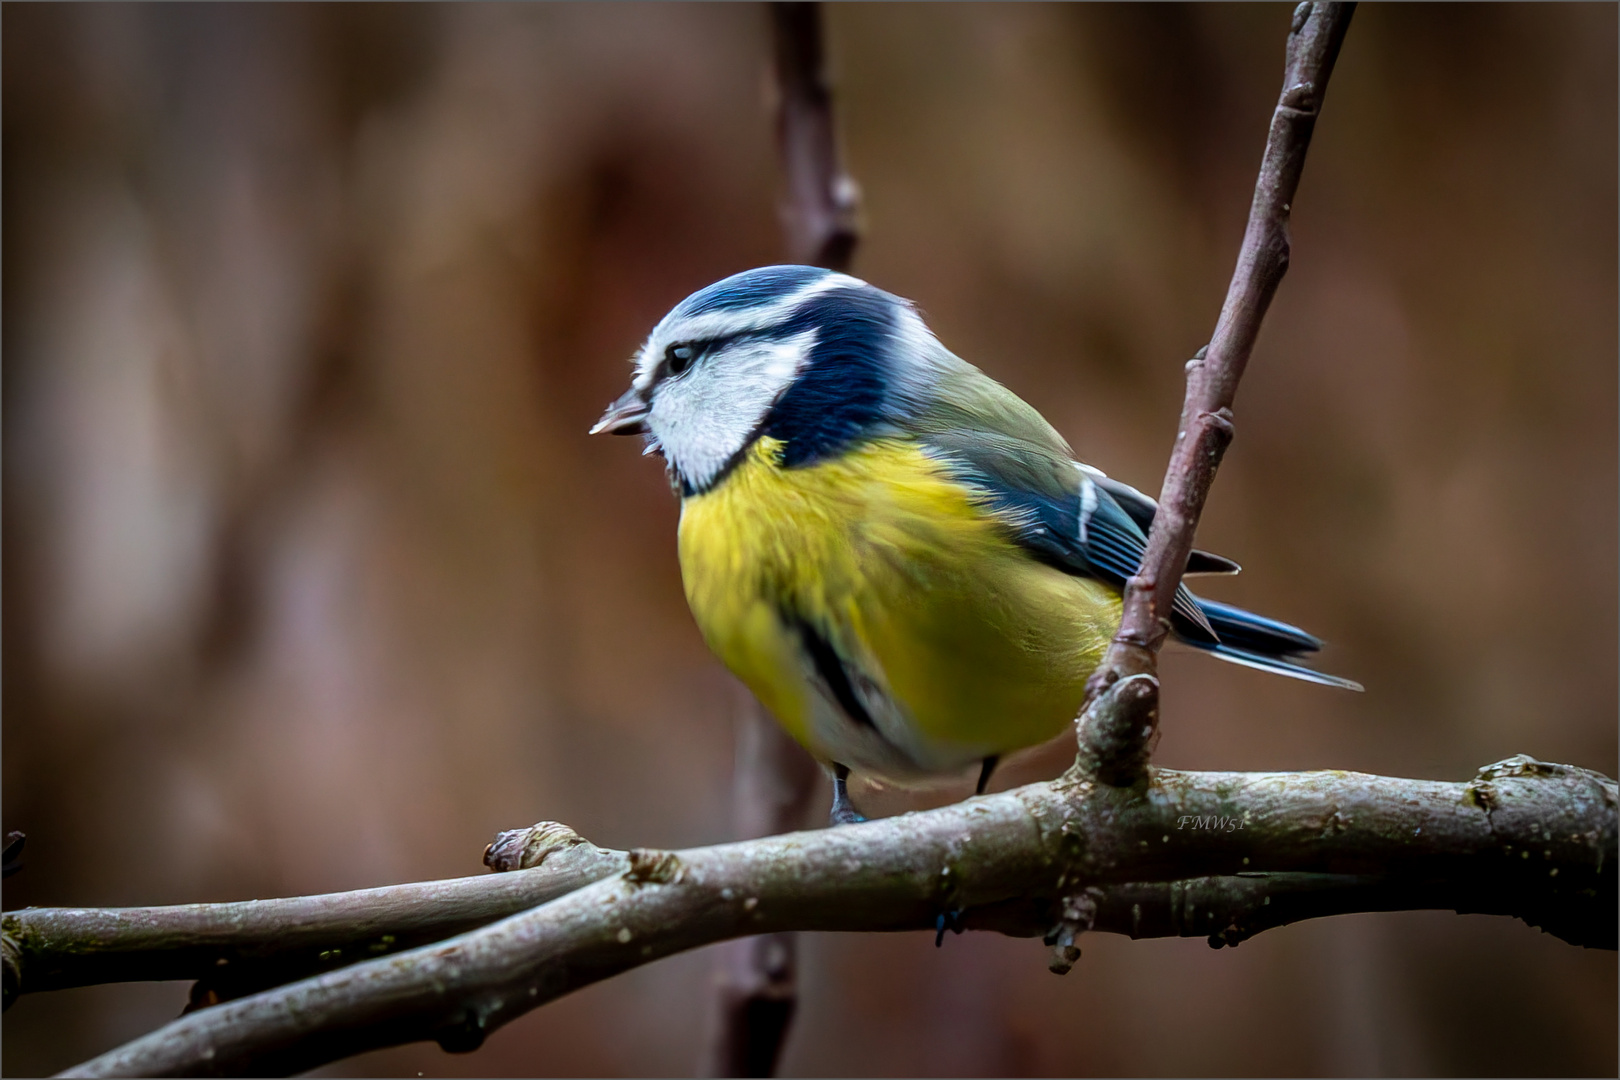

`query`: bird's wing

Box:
[1078,468,1240,576]
[911,364,1219,641]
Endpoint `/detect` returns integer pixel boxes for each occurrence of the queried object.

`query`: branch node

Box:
[1467,754,1618,867]
[435,1010,489,1055]
[1043,889,1101,975]
[1074,673,1161,787]
[484,821,594,873]
[1474,753,1572,784]
[1199,406,1236,439]
[626,849,685,886]
[1280,81,1318,112]
[1207,919,1254,950]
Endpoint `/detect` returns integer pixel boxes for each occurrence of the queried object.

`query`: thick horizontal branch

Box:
[974,870,1608,956]
[1,824,624,1009]
[55,755,1615,1077]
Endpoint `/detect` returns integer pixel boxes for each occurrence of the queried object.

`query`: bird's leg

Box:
[828,763,867,825]
[937,766,983,944]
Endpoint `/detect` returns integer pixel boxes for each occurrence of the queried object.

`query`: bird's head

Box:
[592,265,946,495]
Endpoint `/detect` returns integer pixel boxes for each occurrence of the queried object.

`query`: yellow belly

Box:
[677,437,1120,781]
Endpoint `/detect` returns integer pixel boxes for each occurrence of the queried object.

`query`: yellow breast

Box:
[677,436,1120,780]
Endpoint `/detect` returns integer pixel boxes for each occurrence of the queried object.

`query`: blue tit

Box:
[593,265,1359,824]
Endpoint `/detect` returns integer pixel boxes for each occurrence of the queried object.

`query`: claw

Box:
[934,908,965,947]
[828,763,867,826]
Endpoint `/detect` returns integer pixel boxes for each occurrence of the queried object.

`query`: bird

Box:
[592,265,1359,824]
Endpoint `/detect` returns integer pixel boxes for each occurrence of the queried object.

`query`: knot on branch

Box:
[1197,406,1236,442]
[1083,635,1158,702]
[1280,81,1320,113]
[625,848,684,886]
[435,1008,489,1055]
[1074,673,1160,786]
[1466,755,1618,862]
[484,821,594,873]
[1473,754,1606,786]
[1207,909,1257,951]
[1042,889,1101,975]
[1462,754,1618,947]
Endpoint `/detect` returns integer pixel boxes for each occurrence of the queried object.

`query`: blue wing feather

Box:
[906,356,1354,688]
[924,432,1360,688]
[939,453,1224,647]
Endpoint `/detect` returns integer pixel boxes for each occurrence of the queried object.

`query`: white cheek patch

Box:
[650,330,817,492]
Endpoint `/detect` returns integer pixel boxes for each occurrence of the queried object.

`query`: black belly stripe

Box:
[791,617,878,731]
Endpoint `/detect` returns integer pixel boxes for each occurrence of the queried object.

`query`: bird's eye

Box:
[665,343,697,376]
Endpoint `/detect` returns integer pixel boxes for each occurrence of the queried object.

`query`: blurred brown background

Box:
[3,3,1615,1076]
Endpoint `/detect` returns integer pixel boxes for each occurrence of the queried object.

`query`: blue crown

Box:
[673,265,832,318]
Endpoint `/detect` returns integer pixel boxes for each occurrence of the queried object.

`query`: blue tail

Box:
[1178,597,1362,691]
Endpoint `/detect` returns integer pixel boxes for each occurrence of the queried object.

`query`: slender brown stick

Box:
[700,695,817,1078]
[1,825,624,1010]
[1080,1,1356,780]
[699,6,862,1076]
[770,2,860,270]
[54,756,1616,1077]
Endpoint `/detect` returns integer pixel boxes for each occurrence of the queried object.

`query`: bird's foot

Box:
[828,804,868,826]
[935,907,966,947]
[828,762,868,826]
[976,755,999,796]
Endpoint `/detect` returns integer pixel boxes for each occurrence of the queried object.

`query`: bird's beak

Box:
[590,387,650,436]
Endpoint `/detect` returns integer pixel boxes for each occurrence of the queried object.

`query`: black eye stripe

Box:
[661,331,745,377]
[659,326,795,382]
[664,342,697,375]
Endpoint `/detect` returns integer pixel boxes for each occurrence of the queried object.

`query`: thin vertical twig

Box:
[1079,2,1356,780]
[770,2,861,271]
[700,694,818,1078]
[700,5,860,1076]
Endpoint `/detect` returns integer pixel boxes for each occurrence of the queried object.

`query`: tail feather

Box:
[1196,598,1322,656]
[1178,596,1362,691]
[1197,642,1364,691]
